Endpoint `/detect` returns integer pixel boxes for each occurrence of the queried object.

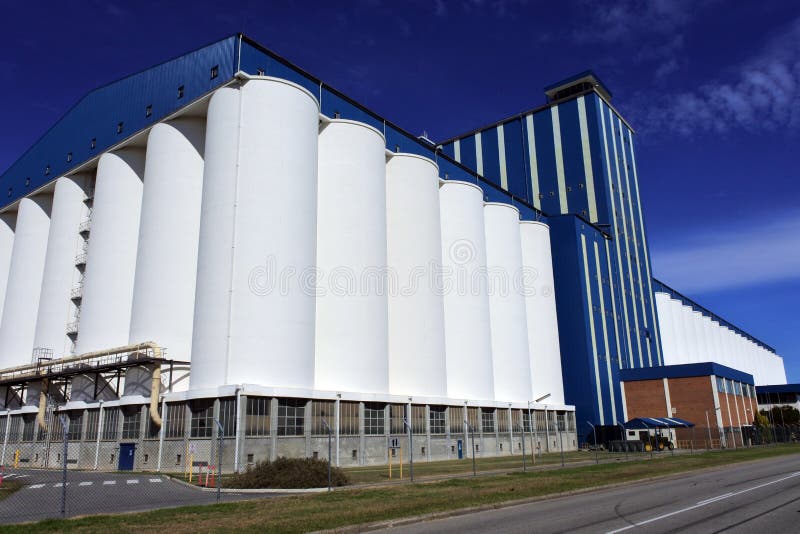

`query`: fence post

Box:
[59,414,69,518]
[213,419,223,504]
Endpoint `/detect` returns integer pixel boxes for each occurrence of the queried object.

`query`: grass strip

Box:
[7,445,800,533]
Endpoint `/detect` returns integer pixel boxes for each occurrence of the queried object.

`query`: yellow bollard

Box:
[188,453,194,483]
[13,449,19,469]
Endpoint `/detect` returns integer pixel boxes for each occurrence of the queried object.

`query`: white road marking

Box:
[28,484,45,489]
[79,481,93,487]
[127,479,139,484]
[53,482,69,488]
[607,471,800,533]
[149,478,162,483]
[103,480,116,485]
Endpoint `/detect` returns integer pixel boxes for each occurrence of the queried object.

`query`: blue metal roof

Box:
[620,362,754,385]
[756,384,800,394]
[625,417,695,428]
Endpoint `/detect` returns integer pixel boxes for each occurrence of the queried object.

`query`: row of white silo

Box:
[655,292,787,385]
[0,76,565,406]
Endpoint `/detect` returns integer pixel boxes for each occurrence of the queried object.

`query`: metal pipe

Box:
[37,378,49,432]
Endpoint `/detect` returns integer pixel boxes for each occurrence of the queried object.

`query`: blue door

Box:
[119,443,136,470]
[457,439,463,459]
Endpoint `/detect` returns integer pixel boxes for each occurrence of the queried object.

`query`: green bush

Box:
[229,457,349,489]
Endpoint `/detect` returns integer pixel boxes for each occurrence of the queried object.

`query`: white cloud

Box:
[631,17,800,136]
[651,211,800,294]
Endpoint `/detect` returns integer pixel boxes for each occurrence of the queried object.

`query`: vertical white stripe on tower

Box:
[605,239,623,369]
[475,132,484,176]
[581,234,604,424]
[628,136,662,366]
[454,139,461,163]
[600,103,633,369]
[525,115,541,210]
[594,240,616,424]
[608,106,641,367]
[497,124,508,190]
[551,107,568,214]
[617,116,651,367]
[577,96,598,223]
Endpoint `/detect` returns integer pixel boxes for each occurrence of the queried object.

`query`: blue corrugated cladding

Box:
[501,119,529,200]
[549,214,624,439]
[557,99,590,219]
[0,36,237,210]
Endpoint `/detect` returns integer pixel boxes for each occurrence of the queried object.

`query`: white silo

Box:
[0,213,15,321]
[385,153,447,398]
[439,181,494,402]
[681,305,697,363]
[691,311,706,362]
[668,297,687,364]
[654,293,675,362]
[484,203,532,403]
[520,220,564,405]
[700,315,715,363]
[0,195,52,367]
[191,77,319,389]
[315,119,388,394]
[76,149,145,354]
[127,119,205,396]
[33,175,89,359]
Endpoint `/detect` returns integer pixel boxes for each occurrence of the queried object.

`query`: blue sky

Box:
[1,1,798,379]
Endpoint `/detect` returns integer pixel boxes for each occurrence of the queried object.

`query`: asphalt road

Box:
[0,468,262,524]
[378,453,800,533]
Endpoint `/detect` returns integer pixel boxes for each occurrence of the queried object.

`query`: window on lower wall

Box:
[102,408,120,440]
[8,415,21,443]
[449,406,463,434]
[411,405,425,434]
[512,409,523,433]
[467,407,479,432]
[67,411,83,441]
[389,404,405,435]
[219,397,236,437]
[429,406,446,435]
[311,400,335,436]
[497,408,510,433]
[84,409,99,441]
[340,402,359,436]
[481,408,495,433]
[364,403,386,435]
[163,402,186,439]
[22,413,36,442]
[190,399,214,438]
[122,406,142,439]
[277,399,305,436]
[245,397,270,437]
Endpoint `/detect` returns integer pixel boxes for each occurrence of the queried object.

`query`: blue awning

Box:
[624,417,695,429]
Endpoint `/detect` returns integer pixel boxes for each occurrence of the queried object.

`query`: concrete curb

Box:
[311,452,800,533]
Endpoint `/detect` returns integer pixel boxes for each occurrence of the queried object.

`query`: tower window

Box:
[177,85,185,99]
[210,65,219,79]
[117,122,124,134]
[145,105,152,118]
[256,68,265,76]
[66,152,73,163]
[7,188,11,197]
[45,165,51,175]
[25,177,30,186]
[90,138,97,149]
